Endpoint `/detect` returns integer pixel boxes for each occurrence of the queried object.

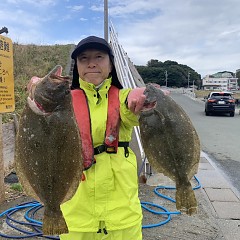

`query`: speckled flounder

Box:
[139,83,200,215]
[15,65,83,235]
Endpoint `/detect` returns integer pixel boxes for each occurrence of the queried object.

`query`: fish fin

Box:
[189,161,200,178]
[42,210,68,235]
[62,174,82,203]
[175,179,197,216]
[15,161,41,202]
[46,65,62,77]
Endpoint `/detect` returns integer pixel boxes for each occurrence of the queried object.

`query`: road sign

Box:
[0,35,15,113]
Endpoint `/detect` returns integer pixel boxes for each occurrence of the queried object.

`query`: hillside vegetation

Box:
[4,44,239,123]
[4,43,73,122]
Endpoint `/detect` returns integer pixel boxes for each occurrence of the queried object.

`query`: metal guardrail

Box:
[109,22,150,176]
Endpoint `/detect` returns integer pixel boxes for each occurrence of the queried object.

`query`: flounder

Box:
[15,65,83,235]
[139,83,200,215]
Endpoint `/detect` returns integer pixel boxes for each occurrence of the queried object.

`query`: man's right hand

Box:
[127,88,146,114]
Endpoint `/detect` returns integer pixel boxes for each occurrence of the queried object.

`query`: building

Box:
[202,71,239,91]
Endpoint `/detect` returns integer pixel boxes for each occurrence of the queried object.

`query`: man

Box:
[60,36,145,240]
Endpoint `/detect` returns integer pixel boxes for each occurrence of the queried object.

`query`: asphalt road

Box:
[170,91,240,195]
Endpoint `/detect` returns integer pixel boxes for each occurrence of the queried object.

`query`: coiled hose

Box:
[141,175,201,228]
[0,176,201,238]
[0,201,59,239]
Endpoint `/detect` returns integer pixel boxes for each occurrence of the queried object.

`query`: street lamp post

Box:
[187,72,190,89]
[165,70,168,87]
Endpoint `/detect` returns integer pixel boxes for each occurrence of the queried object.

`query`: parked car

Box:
[204,92,235,117]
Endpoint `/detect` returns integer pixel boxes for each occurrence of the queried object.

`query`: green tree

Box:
[147,59,164,67]
[136,60,202,88]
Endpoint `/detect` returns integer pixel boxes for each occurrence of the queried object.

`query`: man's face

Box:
[76,49,112,86]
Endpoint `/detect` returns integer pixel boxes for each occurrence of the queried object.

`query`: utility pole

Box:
[104,0,108,42]
[187,72,190,89]
[193,80,195,94]
[165,70,168,87]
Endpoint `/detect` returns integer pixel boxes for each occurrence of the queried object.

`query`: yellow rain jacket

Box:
[60,77,143,233]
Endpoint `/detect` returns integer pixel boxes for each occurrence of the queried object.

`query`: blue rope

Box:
[141,175,201,228]
[0,176,201,237]
[0,201,59,239]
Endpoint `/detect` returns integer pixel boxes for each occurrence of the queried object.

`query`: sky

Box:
[1,0,240,78]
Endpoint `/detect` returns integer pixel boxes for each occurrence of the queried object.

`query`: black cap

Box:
[71,36,123,89]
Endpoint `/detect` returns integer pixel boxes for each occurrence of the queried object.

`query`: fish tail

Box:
[42,211,68,235]
[175,180,197,216]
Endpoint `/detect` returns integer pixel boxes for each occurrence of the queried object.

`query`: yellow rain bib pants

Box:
[60,78,143,240]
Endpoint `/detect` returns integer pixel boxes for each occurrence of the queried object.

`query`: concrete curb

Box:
[197,151,240,240]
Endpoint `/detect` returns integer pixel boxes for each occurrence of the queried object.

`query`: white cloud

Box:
[80,18,88,21]
[108,0,240,76]
[109,0,162,16]
[1,0,239,76]
[90,4,103,12]
[0,9,42,28]
[67,5,84,12]
[6,0,56,6]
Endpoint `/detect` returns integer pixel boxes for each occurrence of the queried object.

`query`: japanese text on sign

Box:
[0,39,10,52]
[0,35,15,113]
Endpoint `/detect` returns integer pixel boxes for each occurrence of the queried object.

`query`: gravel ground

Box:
[139,183,224,240]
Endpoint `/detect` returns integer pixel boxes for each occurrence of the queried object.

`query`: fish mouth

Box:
[48,74,70,84]
[27,65,63,100]
[51,65,63,76]
[27,66,70,115]
[141,100,157,112]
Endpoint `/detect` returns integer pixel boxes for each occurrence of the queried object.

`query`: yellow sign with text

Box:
[0,35,15,113]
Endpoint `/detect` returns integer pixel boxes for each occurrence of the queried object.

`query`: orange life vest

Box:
[71,85,121,170]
